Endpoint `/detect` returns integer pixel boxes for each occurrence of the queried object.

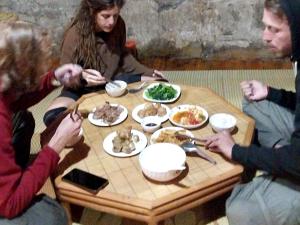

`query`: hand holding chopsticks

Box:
[70,104,81,122]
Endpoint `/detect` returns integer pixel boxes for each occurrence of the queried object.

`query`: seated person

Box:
[0,21,82,224]
[44,0,166,126]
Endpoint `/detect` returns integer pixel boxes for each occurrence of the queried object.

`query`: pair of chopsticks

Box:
[175,133,203,143]
[70,104,79,122]
[83,70,121,88]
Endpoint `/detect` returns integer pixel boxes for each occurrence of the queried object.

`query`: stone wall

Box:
[1,0,272,60]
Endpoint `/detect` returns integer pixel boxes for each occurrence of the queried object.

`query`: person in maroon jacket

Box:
[201,0,300,224]
[0,22,83,224]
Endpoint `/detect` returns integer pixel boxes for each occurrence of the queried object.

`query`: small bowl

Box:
[140,116,161,134]
[209,113,237,133]
[139,143,186,182]
[105,80,127,97]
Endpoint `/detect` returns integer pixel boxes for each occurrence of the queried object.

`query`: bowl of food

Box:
[105,80,127,97]
[139,143,186,182]
[140,116,161,133]
[209,113,237,133]
[169,104,208,129]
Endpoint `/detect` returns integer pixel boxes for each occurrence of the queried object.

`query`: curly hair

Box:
[64,0,125,71]
[0,21,52,93]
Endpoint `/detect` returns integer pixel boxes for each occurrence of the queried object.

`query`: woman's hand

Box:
[141,70,169,82]
[240,80,268,101]
[54,64,82,88]
[82,69,106,87]
[200,131,235,159]
[48,112,82,153]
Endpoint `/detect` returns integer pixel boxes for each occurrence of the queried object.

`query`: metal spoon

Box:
[127,82,147,93]
[181,141,217,165]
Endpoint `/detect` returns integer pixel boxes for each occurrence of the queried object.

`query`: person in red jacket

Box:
[0,22,83,224]
[201,0,300,224]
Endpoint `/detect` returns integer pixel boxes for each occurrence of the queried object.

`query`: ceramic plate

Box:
[169,104,208,129]
[131,103,170,123]
[103,130,147,157]
[143,83,181,103]
[150,127,194,145]
[88,104,128,126]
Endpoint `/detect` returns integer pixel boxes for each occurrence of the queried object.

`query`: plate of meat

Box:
[88,102,128,126]
[103,126,147,157]
[131,103,170,123]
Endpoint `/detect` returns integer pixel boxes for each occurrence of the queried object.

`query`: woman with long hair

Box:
[0,21,82,224]
[43,0,166,126]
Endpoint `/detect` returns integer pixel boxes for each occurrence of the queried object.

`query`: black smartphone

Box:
[62,168,109,194]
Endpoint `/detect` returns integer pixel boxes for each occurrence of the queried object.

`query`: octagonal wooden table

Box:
[54,83,254,225]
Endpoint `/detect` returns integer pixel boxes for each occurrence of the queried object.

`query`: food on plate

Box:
[112,126,140,154]
[145,83,177,100]
[93,101,123,124]
[153,129,190,145]
[137,103,167,118]
[172,107,206,126]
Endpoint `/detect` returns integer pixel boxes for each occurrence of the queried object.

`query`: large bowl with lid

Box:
[139,143,186,182]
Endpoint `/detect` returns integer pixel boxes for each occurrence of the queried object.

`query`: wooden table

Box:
[54,83,254,225]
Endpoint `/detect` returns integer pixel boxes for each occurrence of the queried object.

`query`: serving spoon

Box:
[181,141,217,165]
[127,82,147,93]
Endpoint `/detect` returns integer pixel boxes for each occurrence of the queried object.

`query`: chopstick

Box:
[70,103,79,122]
[175,133,203,143]
[83,70,121,88]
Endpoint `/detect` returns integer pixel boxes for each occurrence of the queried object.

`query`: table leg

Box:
[61,201,72,225]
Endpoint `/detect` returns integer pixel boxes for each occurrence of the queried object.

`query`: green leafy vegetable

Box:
[145,83,177,100]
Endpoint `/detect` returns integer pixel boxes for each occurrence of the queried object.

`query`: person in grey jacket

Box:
[201,0,300,224]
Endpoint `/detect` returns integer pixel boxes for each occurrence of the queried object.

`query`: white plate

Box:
[150,127,194,145]
[88,104,128,127]
[103,130,147,157]
[143,83,181,103]
[169,104,208,129]
[131,103,170,123]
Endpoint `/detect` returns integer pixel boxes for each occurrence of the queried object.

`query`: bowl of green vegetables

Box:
[143,83,181,103]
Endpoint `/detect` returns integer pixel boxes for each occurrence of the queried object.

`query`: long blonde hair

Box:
[0,21,52,93]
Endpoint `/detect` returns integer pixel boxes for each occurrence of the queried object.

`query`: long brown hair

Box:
[64,0,125,71]
[0,21,52,93]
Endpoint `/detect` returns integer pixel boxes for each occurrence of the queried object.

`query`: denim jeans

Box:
[0,195,67,225]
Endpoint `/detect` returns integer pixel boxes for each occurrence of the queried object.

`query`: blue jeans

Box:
[0,195,67,225]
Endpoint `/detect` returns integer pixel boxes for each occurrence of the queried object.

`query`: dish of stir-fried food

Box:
[88,101,128,126]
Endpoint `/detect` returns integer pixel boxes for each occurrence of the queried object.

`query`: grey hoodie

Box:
[232,0,300,180]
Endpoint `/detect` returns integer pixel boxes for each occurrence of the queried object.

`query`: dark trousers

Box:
[12,110,35,169]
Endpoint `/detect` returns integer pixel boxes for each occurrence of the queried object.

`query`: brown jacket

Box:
[60,16,153,80]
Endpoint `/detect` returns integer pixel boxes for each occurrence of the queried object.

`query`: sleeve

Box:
[11,71,57,111]
[232,75,300,180]
[0,102,60,218]
[0,148,60,218]
[118,19,154,77]
[266,86,296,111]
[60,27,79,65]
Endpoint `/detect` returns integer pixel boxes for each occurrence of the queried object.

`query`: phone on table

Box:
[62,168,109,194]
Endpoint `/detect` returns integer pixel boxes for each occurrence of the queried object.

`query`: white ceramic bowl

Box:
[140,116,162,133]
[105,80,127,97]
[139,143,186,182]
[209,113,237,133]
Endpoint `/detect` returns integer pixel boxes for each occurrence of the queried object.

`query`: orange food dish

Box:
[172,108,205,126]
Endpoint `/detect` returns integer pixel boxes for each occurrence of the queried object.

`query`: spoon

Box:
[181,142,217,165]
[128,82,147,93]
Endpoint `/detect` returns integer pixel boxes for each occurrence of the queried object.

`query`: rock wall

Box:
[1,0,271,59]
